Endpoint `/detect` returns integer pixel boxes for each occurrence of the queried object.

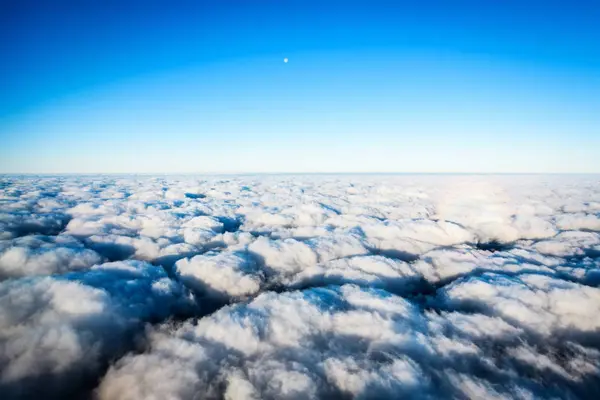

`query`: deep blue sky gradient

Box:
[1,0,599,172]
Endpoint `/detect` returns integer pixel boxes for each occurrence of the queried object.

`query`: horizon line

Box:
[2,172,600,176]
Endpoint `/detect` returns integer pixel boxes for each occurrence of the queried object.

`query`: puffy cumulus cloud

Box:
[431,177,566,243]
[411,244,560,284]
[0,211,70,240]
[247,231,369,280]
[85,233,200,265]
[288,254,422,292]
[212,231,257,250]
[533,231,600,258]
[511,214,558,240]
[239,202,338,235]
[0,260,196,399]
[175,251,263,300]
[360,219,474,257]
[248,236,319,275]
[0,235,103,280]
[1,174,600,398]
[440,272,600,337]
[181,216,224,246]
[97,284,599,400]
[555,213,600,232]
[95,285,433,400]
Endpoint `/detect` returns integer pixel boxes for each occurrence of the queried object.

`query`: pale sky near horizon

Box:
[1,0,599,173]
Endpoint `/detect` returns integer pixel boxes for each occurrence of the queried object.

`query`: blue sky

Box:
[1,0,599,173]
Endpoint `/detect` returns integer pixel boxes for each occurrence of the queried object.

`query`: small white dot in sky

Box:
[283,58,288,63]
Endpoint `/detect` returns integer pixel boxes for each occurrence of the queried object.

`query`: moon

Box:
[283,57,288,63]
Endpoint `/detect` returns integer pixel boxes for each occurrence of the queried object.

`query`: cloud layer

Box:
[0,174,599,399]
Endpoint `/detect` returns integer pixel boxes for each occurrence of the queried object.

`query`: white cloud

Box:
[1,174,599,398]
[0,260,195,398]
[441,272,600,336]
[0,235,103,280]
[175,251,263,300]
[555,213,600,232]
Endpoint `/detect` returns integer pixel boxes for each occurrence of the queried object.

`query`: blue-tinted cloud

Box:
[0,174,599,399]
